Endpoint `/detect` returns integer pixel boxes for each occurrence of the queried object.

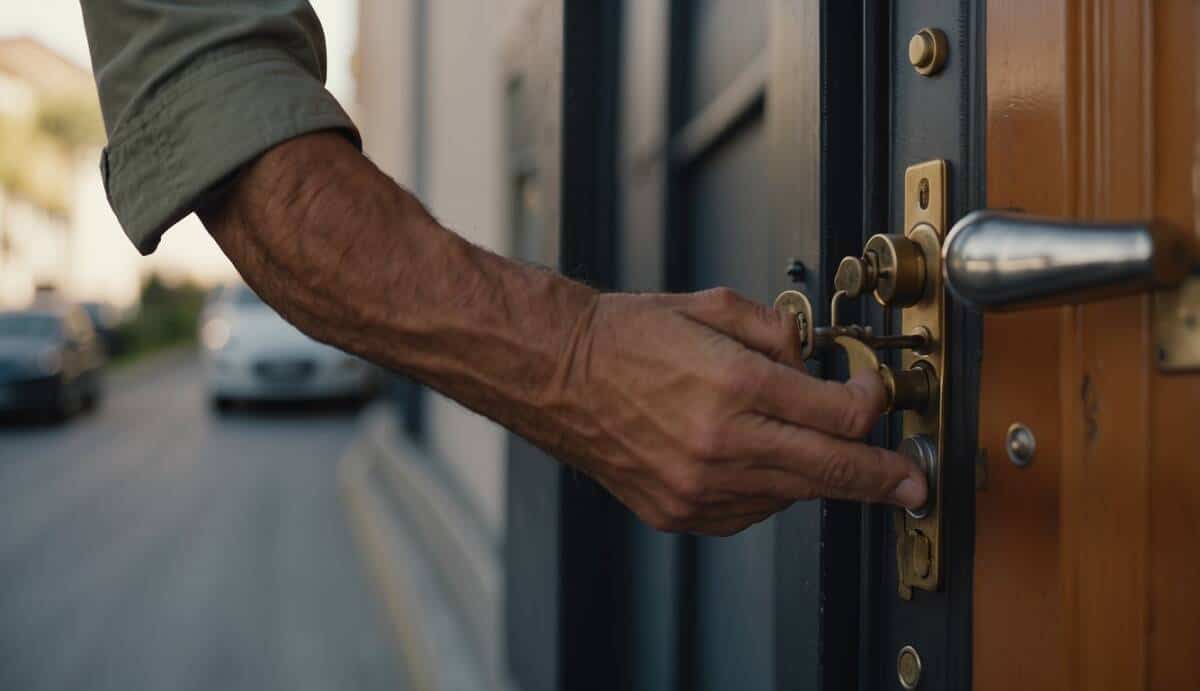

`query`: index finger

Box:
[750,359,888,440]
[734,417,927,508]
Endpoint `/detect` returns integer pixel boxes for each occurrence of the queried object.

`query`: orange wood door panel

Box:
[976,2,1199,690]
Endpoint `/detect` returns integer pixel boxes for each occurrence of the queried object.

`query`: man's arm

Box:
[199,132,926,536]
[79,1,925,534]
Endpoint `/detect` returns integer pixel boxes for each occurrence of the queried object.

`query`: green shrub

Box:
[115,274,207,362]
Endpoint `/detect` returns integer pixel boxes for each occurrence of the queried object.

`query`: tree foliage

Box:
[34,96,105,152]
[115,274,208,361]
[0,95,102,216]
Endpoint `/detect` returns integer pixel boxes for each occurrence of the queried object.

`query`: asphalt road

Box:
[0,353,407,691]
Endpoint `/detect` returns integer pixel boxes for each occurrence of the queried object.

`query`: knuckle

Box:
[665,464,709,504]
[661,495,700,527]
[761,308,797,359]
[838,393,877,438]
[753,301,785,333]
[685,418,725,461]
[819,450,860,493]
[704,286,741,310]
[720,357,767,403]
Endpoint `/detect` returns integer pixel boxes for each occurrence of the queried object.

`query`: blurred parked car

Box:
[0,304,106,419]
[201,283,381,412]
[80,301,125,357]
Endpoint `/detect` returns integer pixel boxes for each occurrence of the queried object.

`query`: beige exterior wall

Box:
[66,148,141,308]
[356,0,539,535]
[0,187,68,307]
[353,0,418,186]
[422,0,511,535]
[0,37,127,308]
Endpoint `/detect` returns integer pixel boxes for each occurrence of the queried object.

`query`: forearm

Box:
[199,132,596,449]
[200,131,925,536]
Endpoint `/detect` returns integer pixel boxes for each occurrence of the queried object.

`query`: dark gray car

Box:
[0,305,106,420]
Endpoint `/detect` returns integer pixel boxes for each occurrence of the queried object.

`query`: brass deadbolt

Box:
[832,234,927,307]
[864,234,927,307]
[908,27,948,76]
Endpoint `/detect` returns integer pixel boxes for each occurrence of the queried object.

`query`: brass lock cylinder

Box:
[883,362,935,413]
[865,234,927,307]
[833,234,928,307]
[776,158,948,599]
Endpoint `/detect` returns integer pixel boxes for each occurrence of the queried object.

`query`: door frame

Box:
[504,3,632,691]
[856,2,986,690]
[505,1,987,689]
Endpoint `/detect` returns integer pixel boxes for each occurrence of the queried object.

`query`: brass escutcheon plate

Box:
[895,159,948,599]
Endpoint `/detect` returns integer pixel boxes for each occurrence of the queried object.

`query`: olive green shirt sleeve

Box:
[80,1,361,255]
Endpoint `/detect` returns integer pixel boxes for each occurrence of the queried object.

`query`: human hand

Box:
[546,288,927,536]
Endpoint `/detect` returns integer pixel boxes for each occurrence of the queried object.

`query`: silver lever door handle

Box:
[942,210,1194,311]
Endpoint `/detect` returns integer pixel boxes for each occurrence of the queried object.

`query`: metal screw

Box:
[897,645,923,690]
[786,259,807,285]
[1006,423,1036,467]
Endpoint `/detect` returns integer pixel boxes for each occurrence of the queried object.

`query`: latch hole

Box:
[918,178,930,210]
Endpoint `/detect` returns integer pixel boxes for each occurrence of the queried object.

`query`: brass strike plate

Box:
[896,160,948,599]
[1155,276,1200,371]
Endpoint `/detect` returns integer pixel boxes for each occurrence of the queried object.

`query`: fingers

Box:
[752,363,888,440]
[731,416,927,508]
[678,288,889,440]
[680,287,804,367]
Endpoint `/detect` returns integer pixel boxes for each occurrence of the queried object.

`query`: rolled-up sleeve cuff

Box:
[100,46,361,255]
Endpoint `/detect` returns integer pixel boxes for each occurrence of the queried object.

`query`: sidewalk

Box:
[338,402,512,691]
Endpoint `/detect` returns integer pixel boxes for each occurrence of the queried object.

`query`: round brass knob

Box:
[908,27,948,76]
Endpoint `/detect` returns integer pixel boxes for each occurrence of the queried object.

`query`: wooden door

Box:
[974,2,1200,690]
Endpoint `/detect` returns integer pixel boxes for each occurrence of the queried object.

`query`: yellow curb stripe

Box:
[338,439,439,691]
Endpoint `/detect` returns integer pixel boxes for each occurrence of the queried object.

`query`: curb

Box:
[338,431,440,691]
[361,406,508,684]
[338,402,511,690]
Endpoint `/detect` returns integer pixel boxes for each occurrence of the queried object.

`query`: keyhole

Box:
[918,178,930,210]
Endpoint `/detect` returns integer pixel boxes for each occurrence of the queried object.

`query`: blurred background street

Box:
[0,2,533,689]
[0,352,406,691]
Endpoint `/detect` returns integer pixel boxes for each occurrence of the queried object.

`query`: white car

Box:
[201,283,380,411]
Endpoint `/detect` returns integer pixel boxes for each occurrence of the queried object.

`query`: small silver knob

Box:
[898,435,937,519]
